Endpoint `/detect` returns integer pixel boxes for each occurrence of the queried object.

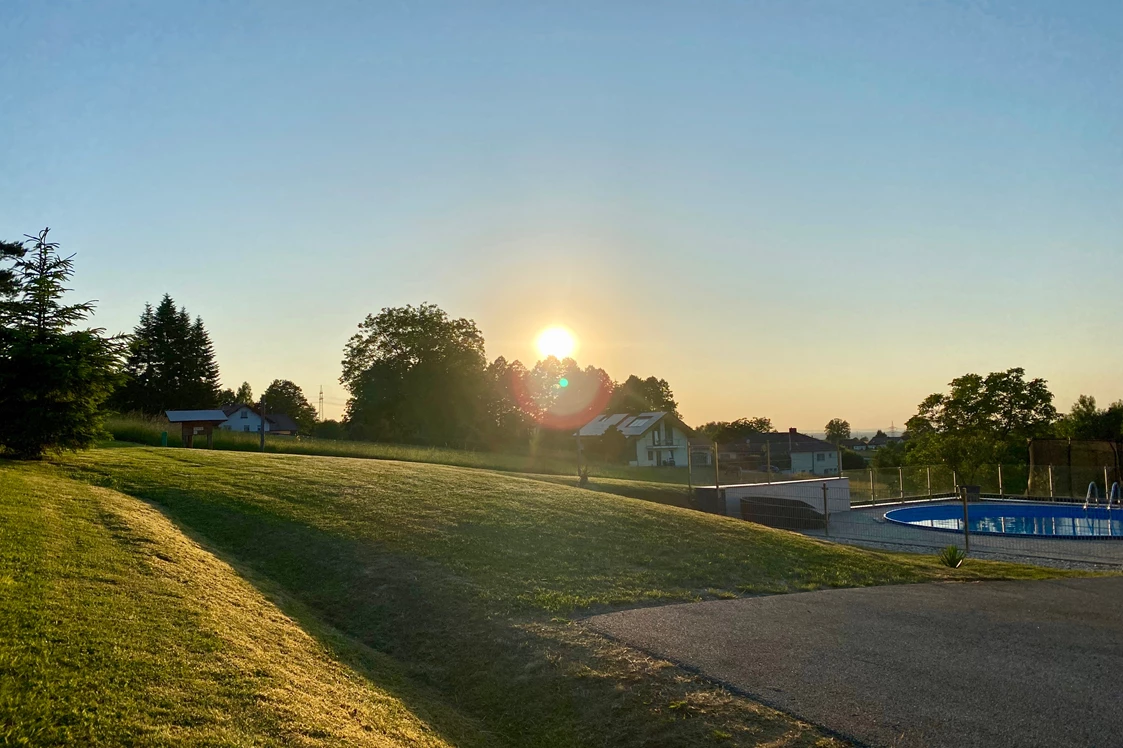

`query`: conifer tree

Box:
[115,294,222,412]
[0,228,121,458]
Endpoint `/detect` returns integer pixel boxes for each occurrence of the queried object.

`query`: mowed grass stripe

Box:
[0,462,464,747]
[46,446,1080,747]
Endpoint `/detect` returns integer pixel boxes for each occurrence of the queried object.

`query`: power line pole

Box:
[318,386,324,422]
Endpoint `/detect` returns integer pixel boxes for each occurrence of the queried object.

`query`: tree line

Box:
[2,228,1119,466]
[817,369,1123,479]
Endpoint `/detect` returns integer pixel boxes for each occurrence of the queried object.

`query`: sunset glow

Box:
[535,326,577,360]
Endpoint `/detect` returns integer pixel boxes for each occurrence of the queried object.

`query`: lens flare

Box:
[536,326,576,360]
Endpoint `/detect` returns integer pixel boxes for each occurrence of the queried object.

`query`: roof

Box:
[578,412,671,438]
[265,413,300,432]
[735,431,837,454]
[165,409,229,423]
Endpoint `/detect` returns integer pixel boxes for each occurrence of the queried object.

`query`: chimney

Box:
[788,427,797,434]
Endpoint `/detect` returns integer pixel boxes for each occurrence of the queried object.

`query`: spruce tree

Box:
[115,294,222,412]
[0,228,121,458]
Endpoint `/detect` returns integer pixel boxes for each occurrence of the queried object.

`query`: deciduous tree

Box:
[905,368,1057,479]
[824,418,851,444]
[341,303,487,445]
[262,379,316,434]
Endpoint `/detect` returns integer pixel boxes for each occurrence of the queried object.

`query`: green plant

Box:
[938,545,967,568]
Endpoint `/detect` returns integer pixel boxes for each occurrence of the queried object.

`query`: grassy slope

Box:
[0,462,471,747]
[48,446,1078,747]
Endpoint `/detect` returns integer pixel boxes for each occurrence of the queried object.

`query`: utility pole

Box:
[259,397,266,452]
[318,386,324,422]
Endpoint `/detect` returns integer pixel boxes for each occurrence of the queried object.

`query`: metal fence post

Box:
[869,468,876,505]
[822,482,830,537]
[1048,465,1054,499]
[899,466,904,499]
[960,486,971,556]
[926,466,932,497]
[998,464,1003,497]
[766,443,772,484]
[1106,467,1111,500]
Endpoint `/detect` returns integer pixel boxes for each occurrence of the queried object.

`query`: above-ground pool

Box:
[884,501,1123,539]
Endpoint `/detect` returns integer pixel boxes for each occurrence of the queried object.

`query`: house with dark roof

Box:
[219,404,301,435]
[578,412,693,468]
[718,429,840,477]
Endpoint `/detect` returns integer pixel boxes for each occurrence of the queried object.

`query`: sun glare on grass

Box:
[536,326,577,360]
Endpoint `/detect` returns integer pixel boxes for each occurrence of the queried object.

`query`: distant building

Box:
[717,429,840,477]
[219,404,300,435]
[578,412,693,468]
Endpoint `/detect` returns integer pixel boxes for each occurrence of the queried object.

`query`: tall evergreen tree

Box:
[114,294,221,413]
[0,228,121,458]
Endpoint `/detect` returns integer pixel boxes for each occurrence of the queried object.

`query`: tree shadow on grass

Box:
[71,473,833,748]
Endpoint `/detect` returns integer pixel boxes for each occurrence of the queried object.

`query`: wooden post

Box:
[206,426,214,449]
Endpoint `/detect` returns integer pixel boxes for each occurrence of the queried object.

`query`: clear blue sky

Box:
[2,1,1120,430]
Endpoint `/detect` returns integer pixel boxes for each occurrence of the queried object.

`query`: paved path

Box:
[588,579,1123,747]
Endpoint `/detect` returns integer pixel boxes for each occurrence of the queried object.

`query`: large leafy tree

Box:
[0,228,121,458]
[341,303,487,445]
[824,418,851,444]
[262,379,317,434]
[1057,395,1123,441]
[605,375,679,417]
[114,294,221,413]
[905,368,1057,479]
[696,417,773,443]
[481,356,534,448]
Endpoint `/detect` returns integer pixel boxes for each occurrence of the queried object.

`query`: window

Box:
[647,450,654,461]
[816,453,825,462]
[243,425,250,432]
[241,410,248,419]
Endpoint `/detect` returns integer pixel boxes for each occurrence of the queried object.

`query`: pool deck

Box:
[804,501,1123,569]
[588,577,1123,747]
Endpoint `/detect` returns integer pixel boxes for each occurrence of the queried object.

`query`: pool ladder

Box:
[1084,482,1122,511]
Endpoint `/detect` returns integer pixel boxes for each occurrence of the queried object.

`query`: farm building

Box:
[578,412,693,468]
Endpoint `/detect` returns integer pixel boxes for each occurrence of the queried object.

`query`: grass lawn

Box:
[4,445,1086,746]
[0,461,468,747]
[108,415,692,485]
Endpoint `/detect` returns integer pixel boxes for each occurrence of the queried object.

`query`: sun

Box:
[535,325,577,359]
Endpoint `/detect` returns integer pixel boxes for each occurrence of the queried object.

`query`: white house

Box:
[218,404,300,435]
[578,412,693,468]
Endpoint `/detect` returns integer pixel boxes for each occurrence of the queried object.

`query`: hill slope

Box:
[41,445,1073,747]
[0,462,468,747]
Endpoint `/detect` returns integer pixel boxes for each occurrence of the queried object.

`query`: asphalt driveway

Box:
[587,578,1123,747]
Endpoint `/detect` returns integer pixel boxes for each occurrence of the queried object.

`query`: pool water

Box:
[884,502,1123,539]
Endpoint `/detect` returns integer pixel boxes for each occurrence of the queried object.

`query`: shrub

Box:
[938,545,967,568]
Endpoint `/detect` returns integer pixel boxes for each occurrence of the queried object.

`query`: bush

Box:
[938,545,967,568]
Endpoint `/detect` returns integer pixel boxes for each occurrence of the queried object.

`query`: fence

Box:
[690,456,1123,505]
[690,474,1123,568]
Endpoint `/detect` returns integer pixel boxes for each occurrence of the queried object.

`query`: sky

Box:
[2,1,1120,432]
